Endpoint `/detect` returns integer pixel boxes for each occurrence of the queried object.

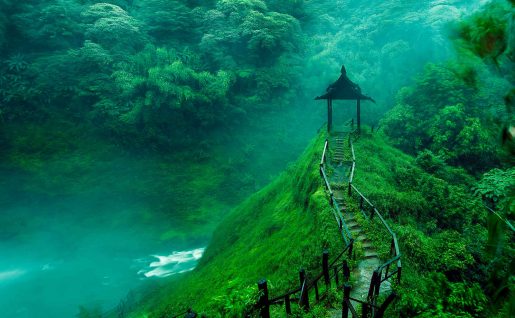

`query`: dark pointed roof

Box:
[315,65,375,102]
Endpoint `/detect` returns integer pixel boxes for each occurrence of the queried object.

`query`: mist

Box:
[0,0,502,317]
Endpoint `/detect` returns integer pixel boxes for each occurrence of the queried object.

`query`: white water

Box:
[139,248,205,278]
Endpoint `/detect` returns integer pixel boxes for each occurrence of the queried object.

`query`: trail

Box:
[326,131,389,317]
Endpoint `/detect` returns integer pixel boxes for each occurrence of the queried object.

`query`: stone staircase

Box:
[332,133,346,163]
[327,132,383,317]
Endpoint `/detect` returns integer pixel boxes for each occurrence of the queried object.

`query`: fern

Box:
[5,54,28,72]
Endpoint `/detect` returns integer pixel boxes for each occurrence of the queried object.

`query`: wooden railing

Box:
[256,131,401,318]
[347,139,401,315]
[320,139,354,245]
[256,246,353,317]
[253,137,357,317]
[170,128,401,318]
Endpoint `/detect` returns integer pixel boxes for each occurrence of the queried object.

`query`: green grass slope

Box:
[130,130,344,317]
[348,130,507,317]
[127,128,509,318]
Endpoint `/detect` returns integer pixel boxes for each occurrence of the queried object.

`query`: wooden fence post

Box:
[258,279,270,318]
[348,240,354,258]
[359,196,364,211]
[374,269,381,296]
[348,183,352,196]
[342,283,351,318]
[367,271,379,301]
[385,240,394,279]
[334,266,339,286]
[362,299,369,318]
[323,250,330,286]
[343,260,350,282]
[284,295,291,315]
[299,269,310,311]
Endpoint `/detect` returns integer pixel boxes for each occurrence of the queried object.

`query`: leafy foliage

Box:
[382,61,505,173]
[82,3,147,53]
[474,167,515,210]
[132,0,196,43]
[455,1,512,64]
[92,45,234,146]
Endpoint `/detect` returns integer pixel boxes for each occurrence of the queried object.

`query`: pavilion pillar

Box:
[356,98,361,134]
[327,98,333,132]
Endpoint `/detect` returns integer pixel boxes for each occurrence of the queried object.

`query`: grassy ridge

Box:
[131,130,345,317]
[348,130,504,317]
[128,128,508,317]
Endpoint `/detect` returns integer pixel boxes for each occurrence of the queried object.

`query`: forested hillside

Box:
[0,1,513,317]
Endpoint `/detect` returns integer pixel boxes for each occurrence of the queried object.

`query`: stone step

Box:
[345,220,358,228]
[364,246,377,254]
[344,218,356,225]
[343,214,354,220]
[359,238,372,245]
[343,217,354,224]
[355,234,367,242]
[364,251,379,259]
[343,215,356,223]
[350,229,363,236]
[362,242,374,250]
[349,223,361,231]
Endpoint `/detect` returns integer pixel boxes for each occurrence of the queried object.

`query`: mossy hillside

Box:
[347,131,503,317]
[352,129,483,230]
[133,130,345,317]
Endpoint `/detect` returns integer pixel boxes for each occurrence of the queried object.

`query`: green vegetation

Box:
[128,130,345,317]
[380,60,507,173]
[0,0,514,317]
[350,132,490,317]
[382,0,514,174]
[124,126,512,317]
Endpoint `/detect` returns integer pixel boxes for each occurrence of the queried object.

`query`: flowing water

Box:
[0,159,207,318]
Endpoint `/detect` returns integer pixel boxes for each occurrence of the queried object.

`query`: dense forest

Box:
[0,0,513,317]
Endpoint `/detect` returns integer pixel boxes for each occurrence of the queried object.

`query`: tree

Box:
[82,3,147,53]
[10,0,84,52]
[132,0,196,44]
